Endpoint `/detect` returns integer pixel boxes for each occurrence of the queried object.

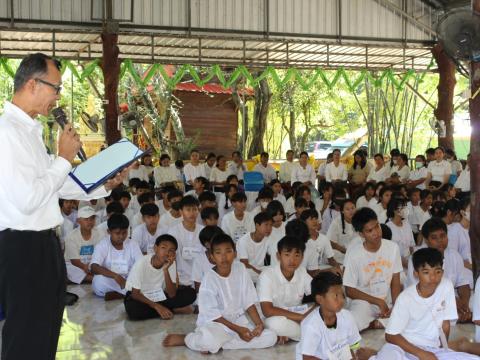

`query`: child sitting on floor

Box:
[167,195,204,287]
[90,214,143,300]
[258,236,314,344]
[296,272,377,360]
[374,248,479,360]
[343,207,403,331]
[237,212,273,283]
[123,234,196,321]
[131,203,163,255]
[163,234,277,353]
[192,225,224,292]
[64,206,103,284]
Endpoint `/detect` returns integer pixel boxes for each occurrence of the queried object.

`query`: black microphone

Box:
[52,107,87,162]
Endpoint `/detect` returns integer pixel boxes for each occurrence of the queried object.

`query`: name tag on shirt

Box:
[182,246,202,261]
[370,277,388,298]
[111,259,129,275]
[328,345,352,360]
[143,288,167,303]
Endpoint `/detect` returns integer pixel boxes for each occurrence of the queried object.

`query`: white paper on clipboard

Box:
[69,138,148,193]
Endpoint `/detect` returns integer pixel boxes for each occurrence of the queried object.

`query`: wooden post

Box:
[432,43,456,150]
[101,31,121,145]
[470,0,480,281]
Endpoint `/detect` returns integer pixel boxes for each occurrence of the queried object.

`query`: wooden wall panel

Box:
[174,91,239,157]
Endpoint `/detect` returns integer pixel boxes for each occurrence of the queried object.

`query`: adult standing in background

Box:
[0,53,127,360]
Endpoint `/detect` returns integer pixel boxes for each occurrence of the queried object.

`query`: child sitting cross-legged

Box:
[91,214,143,301]
[373,247,480,360]
[296,272,377,360]
[163,234,277,353]
[123,234,196,321]
[258,236,315,344]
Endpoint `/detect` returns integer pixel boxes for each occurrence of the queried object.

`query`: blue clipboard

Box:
[69,138,150,193]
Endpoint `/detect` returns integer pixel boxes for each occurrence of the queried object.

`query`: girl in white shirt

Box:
[316,182,333,218]
[210,155,229,193]
[265,200,286,266]
[355,182,375,209]
[448,197,472,270]
[385,198,415,268]
[327,199,357,263]
[367,153,389,183]
[407,155,428,190]
[269,179,287,207]
[387,153,410,184]
[154,154,181,189]
[218,184,238,220]
[250,187,274,217]
[320,188,346,235]
[369,186,393,224]
[426,147,451,190]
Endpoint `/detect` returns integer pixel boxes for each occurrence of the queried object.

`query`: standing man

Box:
[0,53,127,360]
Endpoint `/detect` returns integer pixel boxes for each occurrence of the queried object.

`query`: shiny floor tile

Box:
[0,284,477,359]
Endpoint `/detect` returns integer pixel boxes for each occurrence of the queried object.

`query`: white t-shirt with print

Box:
[64,227,103,264]
[343,239,403,299]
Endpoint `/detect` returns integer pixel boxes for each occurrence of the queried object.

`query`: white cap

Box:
[77,206,96,219]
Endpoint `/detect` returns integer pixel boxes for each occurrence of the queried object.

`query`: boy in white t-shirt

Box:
[221,192,255,243]
[64,206,103,284]
[124,234,196,320]
[374,248,479,360]
[90,214,143,300]
[296,272,377,360]
[131,203,164,254]
[237,212,273,283]
[159,189,183,230]
[200,207,219,227]
[167,195,204,287]
[343,207,403,331]
[192,225,224,292]
[406,217,473,323]
[163,234,277,353]
[258,236,314,343]
[299,210,341,277]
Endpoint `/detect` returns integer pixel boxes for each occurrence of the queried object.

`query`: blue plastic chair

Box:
[243,171,264,192]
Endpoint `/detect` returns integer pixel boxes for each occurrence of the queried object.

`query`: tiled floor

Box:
[0,284,477,359]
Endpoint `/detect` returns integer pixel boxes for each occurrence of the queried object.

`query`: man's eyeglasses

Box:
[35,78,62,95]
